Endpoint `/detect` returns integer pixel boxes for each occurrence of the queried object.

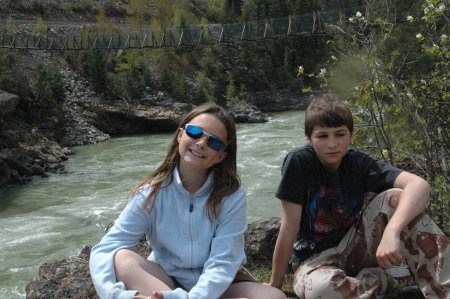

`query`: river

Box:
[0,110,306,298]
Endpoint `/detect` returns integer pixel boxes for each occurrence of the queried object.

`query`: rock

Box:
[0,158,12,186]
[25,256,98,299]
[244,217,281,261]
[245,89,313,112]
[229,103,268,123]
[78,101,183,135]
[5,157,33,176]
[25,218,281,298]
[0,126,68,188]
[0,90,20,117]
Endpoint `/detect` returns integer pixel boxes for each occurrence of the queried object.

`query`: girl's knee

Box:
[222,282,287,299]
[113,249,140,278]
[268,286,288,299]
[257,285,287,299]
[114,249,135,265]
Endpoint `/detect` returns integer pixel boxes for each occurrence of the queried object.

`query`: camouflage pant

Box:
[293,189,450,299]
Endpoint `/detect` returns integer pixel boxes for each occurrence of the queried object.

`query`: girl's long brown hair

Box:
[128,103,240,221]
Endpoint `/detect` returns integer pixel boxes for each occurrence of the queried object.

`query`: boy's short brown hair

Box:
[304,93,354,138]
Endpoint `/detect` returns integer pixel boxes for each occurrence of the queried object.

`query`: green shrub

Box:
[0,50,30,97]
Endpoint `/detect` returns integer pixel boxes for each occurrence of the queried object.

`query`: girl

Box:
[90,103,287,299]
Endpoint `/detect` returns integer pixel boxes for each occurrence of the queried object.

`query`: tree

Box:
[84,50,108,94]
[110,49,148,101]
[28,61,65,121]
[125,0,152,30]
[195,71,209,105]
[212,67,228,107]
[224,0,243,21]
[5,16,16,34]
[309,0,450,232]
[0,50,30,97]
[96,6,117,33]
[35,16,47,36]
[175,73,189,103]
[226,77,237,99]
[150,0,176,31]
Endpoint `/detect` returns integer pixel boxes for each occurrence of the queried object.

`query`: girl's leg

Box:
[114,249,174,295]
[220,281,287,299]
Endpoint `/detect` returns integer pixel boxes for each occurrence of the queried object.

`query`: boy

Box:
[268,94,450,298]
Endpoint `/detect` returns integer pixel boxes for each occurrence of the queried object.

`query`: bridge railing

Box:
[0,7,364,50]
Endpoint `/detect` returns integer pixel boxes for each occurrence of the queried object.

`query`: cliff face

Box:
[0,89,68,187]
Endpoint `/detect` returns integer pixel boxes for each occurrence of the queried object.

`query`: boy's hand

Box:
[376,229,403,268]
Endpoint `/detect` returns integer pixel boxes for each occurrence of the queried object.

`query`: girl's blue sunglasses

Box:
[184,124,226,151]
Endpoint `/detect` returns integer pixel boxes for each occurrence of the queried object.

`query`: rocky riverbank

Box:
[25,217,283,299]
[0,64,311,190]
[0,85,309,190]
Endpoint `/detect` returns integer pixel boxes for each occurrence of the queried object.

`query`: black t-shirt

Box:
[275,145,403,262]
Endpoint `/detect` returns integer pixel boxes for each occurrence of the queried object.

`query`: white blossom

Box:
[319,68,327,75]
[331,55,337,61]
[416,33,423,39]
[420,79,427,84]
[407,16,414,22]
[349,17,354,22]
[356,11,362,17]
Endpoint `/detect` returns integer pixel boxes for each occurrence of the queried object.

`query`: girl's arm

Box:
[376,171,430,267]
[269,200,301,289]
[90,193,152,299]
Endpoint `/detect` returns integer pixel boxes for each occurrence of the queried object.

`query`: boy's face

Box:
[307,125,353,171]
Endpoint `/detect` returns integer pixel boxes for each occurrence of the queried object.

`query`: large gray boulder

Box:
[0,90,20,117]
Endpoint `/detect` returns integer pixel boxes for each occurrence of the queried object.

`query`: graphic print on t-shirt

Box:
[307,185,355,242]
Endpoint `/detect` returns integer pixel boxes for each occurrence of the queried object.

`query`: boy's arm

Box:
[376,171,431,268]
[269,200,301,289]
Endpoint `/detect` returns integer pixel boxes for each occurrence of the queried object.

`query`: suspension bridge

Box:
[0,8,362,50]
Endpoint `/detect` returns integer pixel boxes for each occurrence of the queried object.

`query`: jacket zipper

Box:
[189,195,194,212]
[188,194,195,266]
